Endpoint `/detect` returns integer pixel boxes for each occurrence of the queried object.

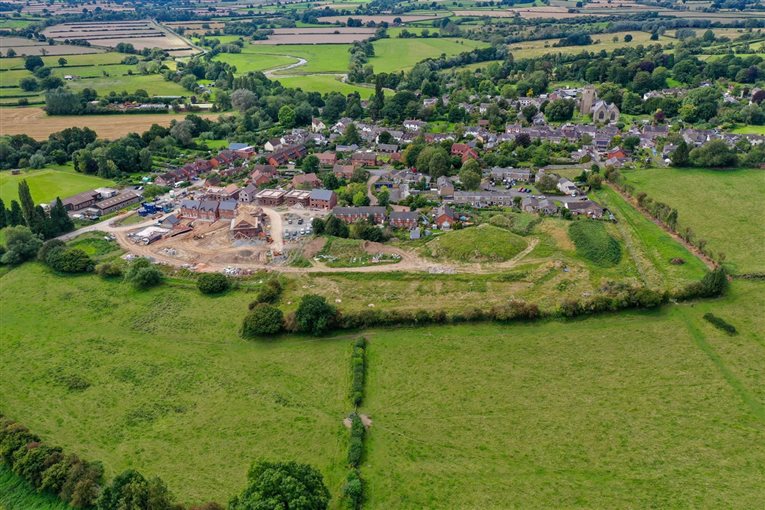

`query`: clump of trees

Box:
[1,225,43,265]
[241,303,284,337]
[229,461,330,510]
[292,294,338,336]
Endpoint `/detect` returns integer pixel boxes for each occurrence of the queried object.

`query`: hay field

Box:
[0,107,221,140]
[0,36,104,56]
[255,27,377,44]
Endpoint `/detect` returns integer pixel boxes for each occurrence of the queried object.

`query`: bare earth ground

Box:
[0,107,221,140]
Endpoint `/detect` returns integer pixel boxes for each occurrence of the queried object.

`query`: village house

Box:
[351,151,378,168]
[490,167,531,183]
[292,173,322,189]
[333,164,355,180]
[180,199,200,218]
[389,210,419,229]
[433,204,455,229]
[230,218,262,240]
[255,188,287,207]
[451,143,479,163]
[332,206,387,224]
[452,191,516,208]
[522,196,558,215]
[403,119,426,132]
[557,178,580,196]
[264,138,283,152]
[205,184,240,202]
[284,189,311,207]
[198,200,220,221]
[309,189,337,210]
[436,176,455,198]
[239,184,259,204]
[311,118,326,133]
[565,200,604,218]
[268,145,307,166]
[218,200,238,220]
[315,152,337,166]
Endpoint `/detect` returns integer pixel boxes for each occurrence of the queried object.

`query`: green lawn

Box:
[0,263,350,507]
[730,125,765,134]
[620,167,765,274]
[369,37,490,73]
[362,280,765,508]
[0,165,115,204]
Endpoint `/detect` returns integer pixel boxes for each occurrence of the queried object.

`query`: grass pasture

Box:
[0,263,351,506]
[0,164,115,204]
[620,167,765,274]
[508,30,672,59]
[568,220,622,267]
[362,279,765,508]
[369,37,490,73]
[422,224,528,263]
[0,465,70,510]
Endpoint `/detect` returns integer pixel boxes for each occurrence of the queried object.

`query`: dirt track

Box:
[0,108,221,140]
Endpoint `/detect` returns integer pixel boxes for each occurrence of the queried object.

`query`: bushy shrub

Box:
[703,312,737,335]
[294,294,337,336]
[347,414,365,467]
[350,338,366,406]
[197,272,230,294]
[37,239,66,262]
[45,247,94,273]
[124,258,163,289]
[229,461,330,510]
[241,303,284,337]
[250,278,282,307]
[97,469,174,510]
[95,262,123,278]
[343,469,363,510]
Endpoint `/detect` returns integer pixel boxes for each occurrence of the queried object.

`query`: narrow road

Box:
[367,174,380,205]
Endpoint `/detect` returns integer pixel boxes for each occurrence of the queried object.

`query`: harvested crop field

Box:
[0,107,221,140]
[255,27,376,44]
[0,36,104,56]
[318,14,448,23]
[43,21,198,55]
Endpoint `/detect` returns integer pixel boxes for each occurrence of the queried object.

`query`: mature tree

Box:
[8,200,23,226]
[241,304,284,337]
[17,179,36,227]
[544,99,575,121]
[670,140,690,167]
[50,197,74,234]
[536,174,559,193]
[58,57,68,67]
[278,105,296,128]
[342,123,361,146]
[324,216,349,238]
[0,198,6,229]
[19,77,38,92]
[459,158,482,190]
[689,139,738,167]
[231,88,257,112]
[229,461,330,510]
[197,273,230,294]
[170,120,194,147]
[301,155,319,173]
[24,55,44,72]
[97,470,174,510]
[1,226,43,265]
[295,294,337,336]
[428,150,451,179]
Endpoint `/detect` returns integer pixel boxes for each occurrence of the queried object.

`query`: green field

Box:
[0,263,350,506]
[212,51,297,74]
[0,165,115,204]
[620,168,765,274]
[369,37,490,73]
[362,280,765,508]
[217,43,353,75]
[275,74,377,96]
[2,267,762,508]
[0,53,125,71]
[68,73,189,97]
[422,224,528,263]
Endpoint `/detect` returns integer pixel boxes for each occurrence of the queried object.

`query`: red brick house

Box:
[315,152,337,166]
[292,173,322,189]
[268,144,307,166]
[351,152,378,167]
[309,189,337,210]
[433,204,455,228]
[389,210,419,229]
[332,206,386,224]
[284,189,311,207]
[451,143,479,162]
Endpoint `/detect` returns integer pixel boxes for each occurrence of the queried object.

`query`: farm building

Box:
[94,191,141,215]
[61,191,99,211]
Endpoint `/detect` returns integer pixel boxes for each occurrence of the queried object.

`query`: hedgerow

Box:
[350,338,366,407]
[703,313,737,335]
